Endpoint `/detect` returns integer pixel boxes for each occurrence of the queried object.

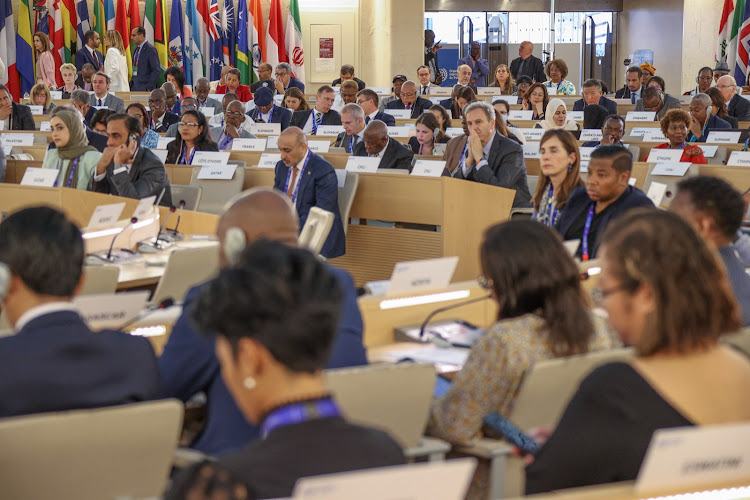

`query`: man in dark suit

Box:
[718,75,750,122]
[335,103,366,153]
[89,114,172,206]
[0,85,35,130]
[573,79,618,115]
[47,105,108,152]
[354,120,413,170]
[147,89,179,133]
[509,41,546,83]
[247,87,292,130]
[385,81,432,118]
[615,66,644,102]
[634,87,681,120]
[332,64,366,91]
[89,72,126,113]
[457,41,491,87]
[273,127,345,258]
[581,114,627,148]
[130,26,161,91]
[356,89,395,126]
[158,187,365,456]
[194,78,223,115]
[75,63,96,91]
[274,62,305,94]
[290,85,341,134]
[0,206,160,419]
[556,146,654,260]
[451,101,531,208]
[76,30,104,72]
[687,93,732,142]
[250,63,274,93]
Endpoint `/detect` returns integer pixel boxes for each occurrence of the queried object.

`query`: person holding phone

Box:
[424,30,443,85]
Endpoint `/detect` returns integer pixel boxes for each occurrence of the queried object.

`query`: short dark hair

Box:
[492,99,510,112]
[106,113,143,136]
[340,64,354,75]
[516,75,533,85]
[642,86,661,101]
[0,206,83,296]
[84,30,98,43]
[227,68,241,79]
[603,113,625,130]
[589,145,633,173]
[133,26,146,36]
[676,176,745,239]
[627,66,643,77]
[164,66,186,91]
[192,241,342,372]
[126,102,152,129]
[356,88,378,105]
[317,85,335,95]
[647,75,666,92]
[582,79,602,91]
[90,108,114,129]
[698,66,714,76]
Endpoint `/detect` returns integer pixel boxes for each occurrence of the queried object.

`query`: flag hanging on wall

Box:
[732,0,750,85]
[61,0,77,63]
[17,0,34,96]
[184,0,203,85]
[168,0,184,71]
[249,0,265,82]
[92,0,106,53]
[196,0,210,77]
[48,0,65,85]
[115,0,131,77]
[220,0,235,68]
[75,0,90,52]
[265,0,286,67]
[285,0,304,84]
[0,0,19,100]
[236,0,250,84]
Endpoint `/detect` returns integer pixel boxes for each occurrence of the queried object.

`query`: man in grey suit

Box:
[353,120,414,170]
[634,87,681,120]
[89,72,125,113]
[451,101,531,208]
[210,100,256,149]
[194,77,222,116]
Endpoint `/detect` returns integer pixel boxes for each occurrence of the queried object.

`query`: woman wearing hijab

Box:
[41,108,102,189]
[534,98,580,131]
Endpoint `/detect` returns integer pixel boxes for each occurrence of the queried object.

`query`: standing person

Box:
[489,64,515,95]
[41,108,101,189]
[59,64,79,98]
[34,32,56,89]
[424,29,443,84]
[130,26,161,91]
[457,41,490,87]
[102,31,129,92]
[76,30,104,72]
[510,41,546,83]
[533,129,583,226]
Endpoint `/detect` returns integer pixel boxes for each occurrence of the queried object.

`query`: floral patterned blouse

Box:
[543,79,576,96]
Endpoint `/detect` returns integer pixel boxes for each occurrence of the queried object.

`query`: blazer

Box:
[333,77,366,91]
[689,113,732,142]
[509,54,546,83]
[0,310,160,418]
[556,185,654,259]
[365,111,396,127]
[728,94,750,122]
[76,45,104,72]
[0,145,5,182]
[572,96,618,115]
[209,126,254,144]
[273,153,346,259]
[450,132,532,208]
[151,111,180,133]
[216,84,253,102]
[615,85,644,99]
[334,131,364,153]
[385,96,432,118]
[37,51,56,88]
[353,137,414,171]
[8,102,36,130]
[250,79,274,93]
[198,97,223,115]
[89,146,173,206]
[286,76,305,93]
[290,108,343,130]
[634,94,681,120]
[130,41,161,91]
[89,93,126,114]
[247,105,292,131]
[457,56,491,87]
[75,74,92,91]
[102,47,130,91]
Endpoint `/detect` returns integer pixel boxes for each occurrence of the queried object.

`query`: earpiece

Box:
[223,227,247,265]
[0,262,9,302]
[706,105,713,116]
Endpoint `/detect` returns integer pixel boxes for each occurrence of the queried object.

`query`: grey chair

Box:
[642,163,701,208]
[150,244,220,305]
[169,184,203,211]
[337,171,359,234]
[189,164,246,214]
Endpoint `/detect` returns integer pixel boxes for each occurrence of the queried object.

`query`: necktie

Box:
[286,166,299,198]
[365,116,371,125]
[406,104,411,110]
[423,86,429,95]
[134,46,141,65]
[95,52,100,69]
[631,93,636,104]
[98,99,102,106]
[312,112,322,135]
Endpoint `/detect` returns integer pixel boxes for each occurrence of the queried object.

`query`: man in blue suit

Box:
[687,93,732,142]
[356,89,396,126]
[274,62,305,94]
[247,87,292,131]
[158,188,366,456]
[273,127,346,259]
[76,30,104,72]
[572,79,618,115]
[0,206,160,418]
[129,27,161,91]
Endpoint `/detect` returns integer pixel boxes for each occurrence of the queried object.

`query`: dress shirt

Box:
[365,110,379,124]
[286,153,307,197]
[153,113,165,130]
[419,84,431,95]
[344,131,364,153]
[93,94,107,107]
[15,302,78,332]
[93,148,138,182]
[303,109,323,135]
[462,131,496,177]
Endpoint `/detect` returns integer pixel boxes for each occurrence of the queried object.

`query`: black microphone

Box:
[166,200,187,238]
[156,206,177,243]
[117,297,177,331]
[106,217,138,261]
[418,294,491,341]
[136,206,176,253]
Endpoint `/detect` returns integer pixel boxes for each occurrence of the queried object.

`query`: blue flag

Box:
[221,0,235,67]
[184,0,202,85]
[38,13,49,35]
[76,0,91,52]
[168,0,184,71]
[235,0,249,83]
[208,0,222,80]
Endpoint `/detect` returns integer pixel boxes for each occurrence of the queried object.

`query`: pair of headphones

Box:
[223,227,247,265]
[0,263,9,302]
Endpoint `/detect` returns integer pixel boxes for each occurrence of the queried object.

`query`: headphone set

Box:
[223,227,247,265]
[0,262,9,302]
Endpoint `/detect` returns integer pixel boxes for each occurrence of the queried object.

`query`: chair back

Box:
[337,171,359,235]
[79,265,120,295]
[150,244,219,304]
[706,146,728,166]
[189,165,245,214]
[170,184,203,211]
[298,207,334,255]
[642,163,701,207]
[723,327,750,359]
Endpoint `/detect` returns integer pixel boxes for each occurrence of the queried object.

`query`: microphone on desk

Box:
[105,217,138,261]
[117,297,177,331]
[418,293,491,343]
[137,207,176,253]
[165,200,186,240]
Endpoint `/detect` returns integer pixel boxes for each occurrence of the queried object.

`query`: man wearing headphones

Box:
[158,188,367,457]
[687,93,731,143]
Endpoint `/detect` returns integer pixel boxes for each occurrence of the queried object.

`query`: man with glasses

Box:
[274,62,305,94]
[385,80,431,118]
[334,103,366,153]
[210,100,256,149]
[194,77,222,115]
[687,93,731,143]
[717,75,750,122]
[251,63,274,93]
[573,79,617,115]
[582,115,627,148]
[290,85,341,134]
[416,65,433,95]
[165,97,198,137]
[635,87,679,121]
[355,89,395,126]
[148,89,179,133]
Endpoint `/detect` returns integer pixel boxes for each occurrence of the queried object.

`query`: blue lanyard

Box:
[581,203,596,261]
[179,145,196,165]
[218,131,232,150]
[283,150,312,203]
[261,398,341,439]
[255,105,273,122]
[453,140,469,177]
[349,135,355,153]
[134,45,142,66]
[54,157,80,188]
[545,183,558,227]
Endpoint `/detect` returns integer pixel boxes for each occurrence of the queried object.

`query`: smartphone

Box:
[482,413,540,456]
[433,374,452,398]
[128,133,138,146]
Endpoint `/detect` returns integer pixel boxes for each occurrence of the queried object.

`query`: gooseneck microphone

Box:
[155,206,177,244]
[106,217,138,261]
[117,297,177,331]
[166,200,187,238]
[418,294,491,341]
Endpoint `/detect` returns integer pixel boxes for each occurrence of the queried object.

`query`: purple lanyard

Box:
[180,146,196,165]
[581,203,596,261]
[218,131,232,150]
[545,183,558,227]
[134,46,142,66]
[260,398,341,439]
[54,157,80,188]
[453,140,469,177]
[283,151,312,203]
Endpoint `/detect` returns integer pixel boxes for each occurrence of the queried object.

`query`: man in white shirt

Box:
[334,104,365,153]
[289,86,342,135]
[89,73,125,113]
[417,65,432,95]
[355,89,396,127]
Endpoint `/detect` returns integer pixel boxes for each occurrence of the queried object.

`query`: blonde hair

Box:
[30,83,52,110]
[104,30,125,52]
[492,64,515,95]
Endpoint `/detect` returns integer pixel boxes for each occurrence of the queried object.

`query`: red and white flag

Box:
[265,0,286,67]
[285,0,304,84]
[718,0,736,66]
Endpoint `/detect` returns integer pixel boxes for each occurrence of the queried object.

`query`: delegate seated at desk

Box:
[353,120,414,170]
[41,108,102,189]
[0,84,35,131]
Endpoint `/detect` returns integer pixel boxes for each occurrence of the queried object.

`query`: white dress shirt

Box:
[302,110,323,135]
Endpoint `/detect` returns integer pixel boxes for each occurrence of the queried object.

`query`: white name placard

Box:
[445,127,464,138]
[567,111,584,121]
[523,141,541,158]
[197,164,238,180]
[266,135,279,149]
[579,161,589,173]
[705,131,742,144]
[257,153,281,168]
[369,86,390,95]
[384,109,411,119]
[92,105,108,111]
[520,128,544,140]
[199,108,215,117]
[428,86,452,96]
[74,291,150,330]
[388,256,459,296]
[2,145,11,156]
[87,202,126,229]
[428,97,445,105]
[28,105,44,115]
[132,195,157,220]
[335,169,347,188]
[155,137,174,150]
[231,138,266,151]
[192,151,231,166]
[579,147,596,161]
[642,129,667,142]
[387,126,412,137]
[152,150,168,164]
[39,121,51,132]
[434,143,447,156]
[249,122,281,135]
[728,151,750,166]
[345,156,381,173]
[646,181,668,206]
[509,110,534,120]
[699,144,719,158]
[629,127,651,137]
[626,111,657,121]
[477,87,500,96]
[411,160,446,177]
[651,162,692,176]
[0,133,34,146]
[20,167,58,187]
[50,91,63,99]
[316,125,345,136]
[579,129,603,141]
[629,177,637,186]
[647,149,683,163]
[307,140,330,153]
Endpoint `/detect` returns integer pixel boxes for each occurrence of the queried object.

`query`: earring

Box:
[243,377,257,390]
[568,163,573,172]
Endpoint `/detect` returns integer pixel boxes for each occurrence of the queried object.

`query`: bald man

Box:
[158,187,366,456]
[354,120,414,170]
[385,80,432,118]
[273,127,345,258]
[718,75,750,122]
[209,100,256,149]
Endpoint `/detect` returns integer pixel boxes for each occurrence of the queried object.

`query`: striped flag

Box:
[48,0,65,84]
[61,0,77,63]
[17,0,34,96]
[265,0,286,67]
[220,0,235,67]
[208,0,223,80]
[167,0,184,71]
[0,0,19,100]
[717,0,735,66]
[184,0,203,85]
[104,0,114,30]
[235,0,250,84]
[92,0,106,53]
[285,0,304,84]
[730,0,748,83]
[249,0,265,82]
[144,0,168,83]
[127,0,142,78]
[75,0,90,52]
[196,0,210,76]
[735,0,750,85]
[115,0,131,76]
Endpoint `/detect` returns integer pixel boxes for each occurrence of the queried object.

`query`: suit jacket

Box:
[48,127,108,153]
[286,76,305,93]
[690,113,732,142]
[728,95,750,122]
[335,131,364,153]
[151,111,180,133]
[614,85,644,99]
[290,109,342,131]
[510,55,546,83]
[573,96,618,115]
[247,105,293,131]
[457,56,491,87]
[353,137,414,171]
[198,97,223,115]
[209,126,254,143]
[89,146,173,206]
[250,79,275,93]
[216,84,253,103]
[75,75,92,91]
[76,46,104,72]
[385,96,432,118]
[8,102,35,131]
[0,310,160,418]
[448,132,532,208]
[157,264,367,456]
[365,111,395,127]
[634,94,682,120]
[131,41,161,91]
[89,93,126,113]
[439,97,454,111]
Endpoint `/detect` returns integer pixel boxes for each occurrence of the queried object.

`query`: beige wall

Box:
[681,0,722,92]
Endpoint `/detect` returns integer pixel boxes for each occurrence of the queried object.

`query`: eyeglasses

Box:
[178,122,200,128]
[225,111,244,118]
[274,72,287,77]
[478,276,493,290]
[590,284,627,305]
[401,92,417,98]
[180,104,197,110]
[698,76,713,82]
[148,99,165,104]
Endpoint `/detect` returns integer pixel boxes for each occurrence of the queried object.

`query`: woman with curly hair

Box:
[652,109,707,164]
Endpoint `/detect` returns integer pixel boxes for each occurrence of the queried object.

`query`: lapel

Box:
[486,133,502,170]
[296,152,315,206]
[381,138,395,166]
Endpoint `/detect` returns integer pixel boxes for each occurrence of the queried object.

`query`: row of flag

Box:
[718,0,750,86]
[0,0,305,101]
